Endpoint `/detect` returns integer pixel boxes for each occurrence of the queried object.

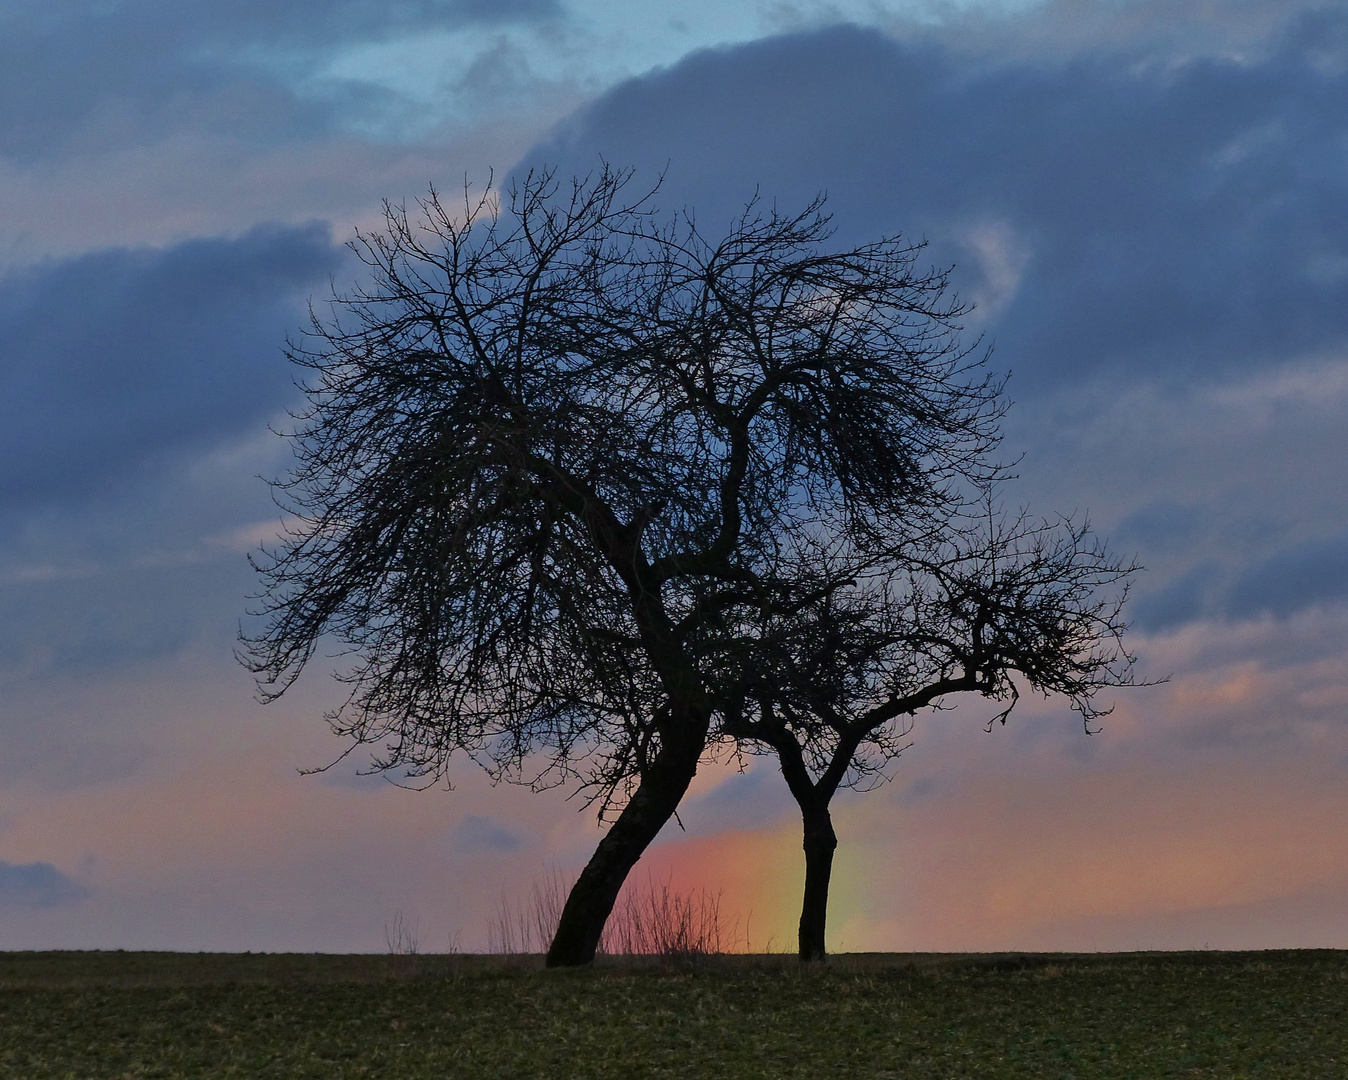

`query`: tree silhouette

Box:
[241,166,1007,966]
[722,505,1138,961]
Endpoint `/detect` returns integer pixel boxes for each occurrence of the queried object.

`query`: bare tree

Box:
[721,505,1139,961]
[240,165,1003,966]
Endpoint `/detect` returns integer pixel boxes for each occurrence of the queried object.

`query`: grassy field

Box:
[0,950,1343,1078]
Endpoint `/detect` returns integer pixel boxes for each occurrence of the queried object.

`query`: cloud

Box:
[0,0,561,162]
[0,224,341,510]
[1130,562,1225,632]
[0,424,305,697]
[0,558,253,685]
[527,9,1348,393]
[0,0,596,270]
[0,861,89,909]
[520,10,1348,649]
[0,0,577,269]
[893,0,1343,66]
[672,759,798,838]
[1225,534,1348,621]
[454,814,526,853]
[1129,533,1348,631]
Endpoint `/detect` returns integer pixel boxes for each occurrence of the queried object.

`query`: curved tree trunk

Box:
[546,710,707,967]
[798,802,838,962]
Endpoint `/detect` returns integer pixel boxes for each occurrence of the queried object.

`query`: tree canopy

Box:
[243,166,1071,965]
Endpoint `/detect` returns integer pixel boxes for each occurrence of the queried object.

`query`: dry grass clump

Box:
[603,875,735,957]
[487,869,740,959]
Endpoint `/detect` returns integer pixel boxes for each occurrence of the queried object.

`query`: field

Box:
[0,950,1344,1078]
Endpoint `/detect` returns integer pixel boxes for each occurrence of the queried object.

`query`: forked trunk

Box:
[546,711,707,967]
[798,802,838,962]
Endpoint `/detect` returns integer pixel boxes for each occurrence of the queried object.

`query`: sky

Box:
[1,0,1347,954]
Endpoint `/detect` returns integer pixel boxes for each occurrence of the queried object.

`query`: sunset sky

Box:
[2,0,1347,954]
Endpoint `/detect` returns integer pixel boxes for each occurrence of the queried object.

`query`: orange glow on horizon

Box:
[629,825,804,953]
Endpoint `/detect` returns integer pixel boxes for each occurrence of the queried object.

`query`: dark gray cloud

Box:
[0,557,255,683]
[1226,534,1348,621]
[675,763,797,837]
[0,0,560,160]
[519,8,1348,639]
[527,10,1348,393]
[1131,562,1226,632]
[454,814,525,853]
[0,224,341,510]
[1114,502,1206,554]
[1130,533,1348,631]
[898,0,1341,69]
[0,861,90,909]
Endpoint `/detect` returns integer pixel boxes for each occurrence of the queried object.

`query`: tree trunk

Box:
[545,712,706,967]
[798,802,837,962]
